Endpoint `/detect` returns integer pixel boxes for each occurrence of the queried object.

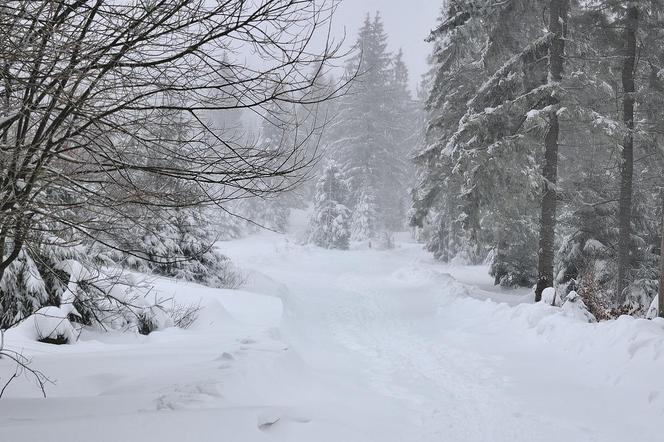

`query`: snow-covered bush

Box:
[136,305,174,336]
[562,291,597,323]
[0,251,50,330]
[541,287,557,306]
[0,206,241,337]
[555,191,661,317]
[167,302,202,329]
[32,306,79,344]
[100,207,242,289]
[0,242,81,329]
[309,163,351,249]
[2,257,177,342]
[577,270,611,321]
[71,272,173,333]
[625,251,660,316]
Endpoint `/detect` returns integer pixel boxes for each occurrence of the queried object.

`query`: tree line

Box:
[3,0,663,352]
[411,0,664,318]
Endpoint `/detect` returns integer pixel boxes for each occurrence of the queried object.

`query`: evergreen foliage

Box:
[309,163,352,249]
[414,0,664,315]
[330,13,418,240]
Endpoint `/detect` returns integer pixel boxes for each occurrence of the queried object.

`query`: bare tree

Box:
[0,0,346,300]
[0,329,53,398]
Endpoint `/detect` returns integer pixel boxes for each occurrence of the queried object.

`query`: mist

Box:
[332,0,441,91]
[1,2,662,442]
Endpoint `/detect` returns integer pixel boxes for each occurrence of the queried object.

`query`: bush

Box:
[578,271,610,321]
[32,306,79,344]
[168,302,202,329]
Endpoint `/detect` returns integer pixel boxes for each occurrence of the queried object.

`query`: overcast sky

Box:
[331,0,442,92]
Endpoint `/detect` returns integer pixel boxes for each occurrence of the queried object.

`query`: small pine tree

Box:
[309,163,351,249]
[351,190,378,241]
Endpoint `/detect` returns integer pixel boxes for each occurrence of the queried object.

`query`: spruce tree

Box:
[411,1,486,263]
[413,0,547,287]
[330,13,415,239]
[534,0,569,301]
[309,163,351,249]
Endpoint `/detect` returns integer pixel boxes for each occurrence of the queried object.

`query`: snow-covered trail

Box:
[224,229,664,442]
[237,241,525,442]
[2,219,663,441]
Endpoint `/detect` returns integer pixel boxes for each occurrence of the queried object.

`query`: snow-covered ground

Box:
[2,211,664,441]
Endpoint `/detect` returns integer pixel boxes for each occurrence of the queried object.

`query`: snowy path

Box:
[222,231,664,442]
[2,224,664,441]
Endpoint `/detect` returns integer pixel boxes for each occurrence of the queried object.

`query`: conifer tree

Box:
[351,190,379,241]
[309,163,351,249]
[556,1,664,309]
[413,0,546,286]
[330,13,416,239]
[415,0,664,313]
[411,0,489,264]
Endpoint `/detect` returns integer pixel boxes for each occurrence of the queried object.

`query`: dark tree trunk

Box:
[660,202,664,318]
[617,6,638,304]
[535,0,568,302]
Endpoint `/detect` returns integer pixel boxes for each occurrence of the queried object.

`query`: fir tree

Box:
[412,0,546,286]
[330,13,416,239]
[309,163,351,249]
[351,190,379,241]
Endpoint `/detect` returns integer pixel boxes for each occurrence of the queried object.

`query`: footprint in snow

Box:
[214,352,235,369]
[214,352,235,361]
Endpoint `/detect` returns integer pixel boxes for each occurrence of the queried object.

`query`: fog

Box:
[3,3,662,442]
[332,0,442,92]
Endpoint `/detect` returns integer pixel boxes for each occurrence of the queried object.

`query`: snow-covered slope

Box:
[1,223,663,441]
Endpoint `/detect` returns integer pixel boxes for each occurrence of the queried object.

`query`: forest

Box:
[0,1,663,441]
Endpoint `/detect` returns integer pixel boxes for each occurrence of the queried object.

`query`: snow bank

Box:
[2,231,663,442]
[444,289,664,368]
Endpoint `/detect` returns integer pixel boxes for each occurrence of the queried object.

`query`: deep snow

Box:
[1,211,663,442]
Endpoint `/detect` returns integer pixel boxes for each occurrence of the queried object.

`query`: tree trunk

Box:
[659,196,664,318]
[616,6,638,304]
[535,0,568,302]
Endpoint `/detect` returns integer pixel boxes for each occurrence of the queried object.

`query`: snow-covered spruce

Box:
[329,13,417,240]
[411,0,543,283]
[309,163,352,250]
[562,291,597,323]
[0,242,82,329]
[99,207,242,290]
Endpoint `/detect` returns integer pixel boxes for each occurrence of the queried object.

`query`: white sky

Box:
[330,0,443,92]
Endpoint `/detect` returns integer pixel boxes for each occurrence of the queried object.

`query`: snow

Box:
[2,215,664,441]
[541,287,556,305]
[646,296,659,320]
[26,306,79,343]
[561,291,596,323]
[583,238,607,255]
